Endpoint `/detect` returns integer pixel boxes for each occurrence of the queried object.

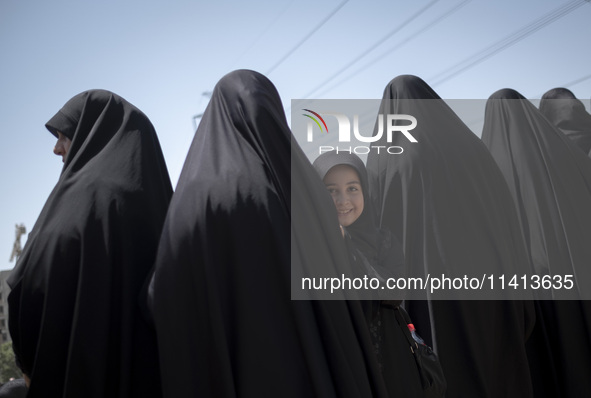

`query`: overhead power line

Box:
[562,73,591,89]
[228,1,296,71]
[429,0,589,87]
[533,73,591,103]
[265,0,349,75]
[301,0,441,99]
[313,0,471,98]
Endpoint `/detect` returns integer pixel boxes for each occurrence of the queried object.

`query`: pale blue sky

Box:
[2,0,591,270]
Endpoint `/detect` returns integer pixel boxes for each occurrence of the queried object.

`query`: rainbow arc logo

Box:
[302,109,329,134]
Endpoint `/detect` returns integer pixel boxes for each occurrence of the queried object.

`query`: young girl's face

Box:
[323,164,364,227]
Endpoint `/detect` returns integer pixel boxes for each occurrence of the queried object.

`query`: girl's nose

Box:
[335,193,349,204]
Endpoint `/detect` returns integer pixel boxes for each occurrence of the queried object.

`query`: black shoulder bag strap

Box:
[394,306,447,398]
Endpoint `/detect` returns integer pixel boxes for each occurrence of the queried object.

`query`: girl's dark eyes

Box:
[326,186,360,194]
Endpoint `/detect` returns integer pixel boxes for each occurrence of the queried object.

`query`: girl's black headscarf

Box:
[482,88,591,397]
[366,75,535,397]
[149,70,389,398]
[313,151,404,293]
[539,87,591,156]
[7,89,172,397]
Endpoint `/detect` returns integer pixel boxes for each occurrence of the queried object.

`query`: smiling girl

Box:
[313,151,428,397]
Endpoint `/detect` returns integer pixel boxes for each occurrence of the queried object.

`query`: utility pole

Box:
[9,224,26,262]
[192,91,213,131]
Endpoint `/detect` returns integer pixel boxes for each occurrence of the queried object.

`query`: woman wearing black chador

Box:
[539,87,591,156]
[149,70,390,398]
[482,88,591,398]
[366,75,535,398]
[8,90,172,397]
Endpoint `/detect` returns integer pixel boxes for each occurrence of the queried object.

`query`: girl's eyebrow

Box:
[324,180,361,186]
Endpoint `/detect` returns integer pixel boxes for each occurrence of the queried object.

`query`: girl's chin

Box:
[338,216,353,227]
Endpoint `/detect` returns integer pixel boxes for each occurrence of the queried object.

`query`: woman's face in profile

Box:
[53,131,71,163]
[323,164,364,227]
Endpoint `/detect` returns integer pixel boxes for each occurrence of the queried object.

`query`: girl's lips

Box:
[338,209,353,215]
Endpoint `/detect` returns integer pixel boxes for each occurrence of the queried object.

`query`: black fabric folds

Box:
[7,90,172,397]
[366,76,531,284]
[0,379,27,398]
[539,87,591,156]
[482,89,591,293]
[481,88,591,397]
[149,70,389,398]
[366,75,535,397]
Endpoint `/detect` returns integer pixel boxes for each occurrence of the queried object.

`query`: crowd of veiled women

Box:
[2,69,591,398]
